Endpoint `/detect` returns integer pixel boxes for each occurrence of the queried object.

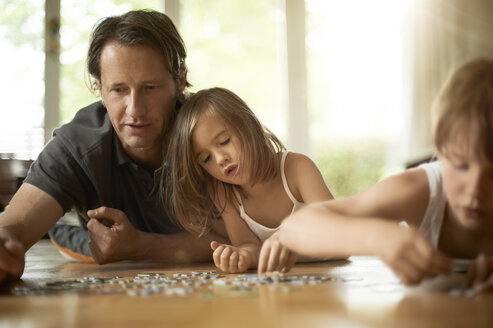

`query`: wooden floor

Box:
[0,240,492,328]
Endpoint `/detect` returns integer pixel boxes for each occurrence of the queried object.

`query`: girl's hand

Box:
[210,241,252,273]
[258,231,297,274]
[378,224,452,285]
[465,253,493,293]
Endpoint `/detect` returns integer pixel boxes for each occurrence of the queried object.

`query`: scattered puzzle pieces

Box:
[12,271,334,297]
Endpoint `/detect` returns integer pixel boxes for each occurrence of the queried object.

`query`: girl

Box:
[165,87,334,273]
[271,59,493,292]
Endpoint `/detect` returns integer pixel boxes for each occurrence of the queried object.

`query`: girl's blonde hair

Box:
[433,58,493,161]
[163,87,285,236]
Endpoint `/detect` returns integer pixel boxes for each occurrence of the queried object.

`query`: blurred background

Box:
[1,0,492,198]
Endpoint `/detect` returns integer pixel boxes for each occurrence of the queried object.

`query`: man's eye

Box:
[112,87,126,93]
[145,85,157,90]
[220,138,230,146]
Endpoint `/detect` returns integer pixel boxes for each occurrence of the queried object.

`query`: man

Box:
[0,9,227,284]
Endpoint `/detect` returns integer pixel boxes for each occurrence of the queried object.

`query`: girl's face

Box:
[192,112,249,185]
[440,137,493,232]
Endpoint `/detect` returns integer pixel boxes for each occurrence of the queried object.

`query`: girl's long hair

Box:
[160,87,285,236]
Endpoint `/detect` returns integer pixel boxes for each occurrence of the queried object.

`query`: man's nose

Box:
[126,90,145,117]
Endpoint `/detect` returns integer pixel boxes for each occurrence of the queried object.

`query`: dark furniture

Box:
[0,157,33,211]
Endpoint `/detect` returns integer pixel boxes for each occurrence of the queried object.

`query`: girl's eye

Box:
[220,138,230,146]
[203,155,211,163]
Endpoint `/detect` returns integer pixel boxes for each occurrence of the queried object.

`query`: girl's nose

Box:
[216,152,229,166]
[466,167,484,197]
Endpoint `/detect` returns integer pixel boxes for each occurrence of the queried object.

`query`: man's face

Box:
[99,41,183,162]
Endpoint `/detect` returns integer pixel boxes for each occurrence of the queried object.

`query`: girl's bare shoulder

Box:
[282,151,318,174]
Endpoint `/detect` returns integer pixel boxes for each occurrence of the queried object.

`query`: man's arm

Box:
[85,206,229,264]
[141,229,230,263]
[0,183,64,282]
[1,183,63,250]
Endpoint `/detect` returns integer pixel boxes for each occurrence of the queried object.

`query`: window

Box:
[0,0,165,160]
[60,0,164,123]
[179,0,285,139]
[179,0,411,197]
[306,0,410,196]
[0,0,45,159]
[7,0,489,198]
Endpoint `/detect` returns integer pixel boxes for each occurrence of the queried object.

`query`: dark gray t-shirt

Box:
[24,101,181,234]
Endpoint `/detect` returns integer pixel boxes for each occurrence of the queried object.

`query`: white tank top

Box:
[418,161,446,247]
[233,151,304,242]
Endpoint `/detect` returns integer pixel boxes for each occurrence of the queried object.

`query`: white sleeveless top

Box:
[233,151,304,242]
[418,161,447,247]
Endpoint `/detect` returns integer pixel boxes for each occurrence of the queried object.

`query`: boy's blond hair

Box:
[433,58,493,160]
[163,87,285,236]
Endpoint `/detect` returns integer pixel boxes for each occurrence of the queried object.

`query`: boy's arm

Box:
[317,167,431,225]
[278,202,403,258]
[277,168,431,253]
[465,253,493,293]
[258,230,297,273]
[278,168,452,284]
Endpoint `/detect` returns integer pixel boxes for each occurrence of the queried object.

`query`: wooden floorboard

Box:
[0,240,492,328]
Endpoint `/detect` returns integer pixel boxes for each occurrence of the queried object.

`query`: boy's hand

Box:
[465,253,493,293]
[210,241,252,273]
[378,225,452,285]
[258,231,297,274]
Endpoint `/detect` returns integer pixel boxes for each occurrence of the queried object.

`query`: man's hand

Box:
[258,231,297,274]
[0,230,25,283]
[465,253,493,293]
[378,225,452,285]
[86,207,142,264]
[210,241,253,273]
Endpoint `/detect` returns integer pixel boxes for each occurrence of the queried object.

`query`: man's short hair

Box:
[86,9,190,94]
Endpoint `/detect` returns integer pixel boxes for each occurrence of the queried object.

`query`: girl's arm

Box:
[258,152,334,273]
[211,191,262,273]
[278,168,453,285]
